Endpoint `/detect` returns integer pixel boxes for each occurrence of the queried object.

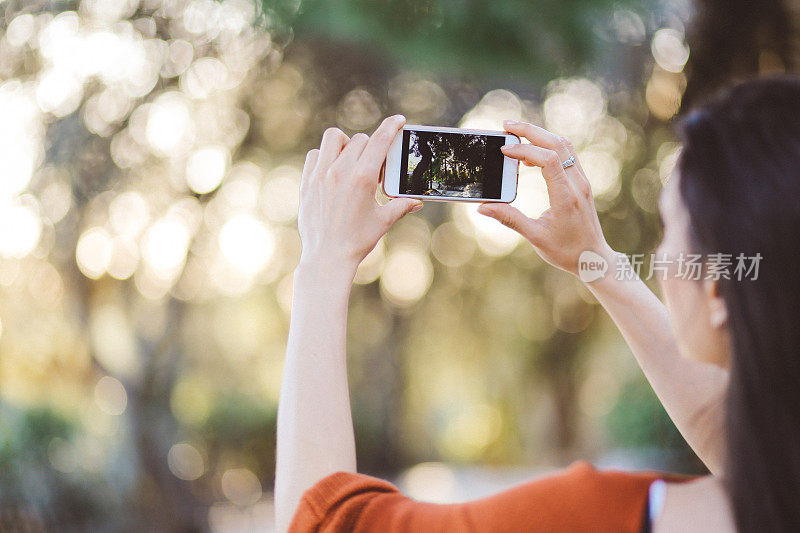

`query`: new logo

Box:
[578,250,608,283]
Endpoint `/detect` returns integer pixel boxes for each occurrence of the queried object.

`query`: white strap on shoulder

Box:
[648,479,668,523]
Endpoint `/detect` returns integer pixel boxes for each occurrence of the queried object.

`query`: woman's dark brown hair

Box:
[677,75,800,532]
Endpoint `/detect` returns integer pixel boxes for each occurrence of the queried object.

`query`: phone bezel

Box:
[381,124,521,203]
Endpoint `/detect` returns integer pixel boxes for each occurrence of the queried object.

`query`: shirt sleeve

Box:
[288,461,700,533]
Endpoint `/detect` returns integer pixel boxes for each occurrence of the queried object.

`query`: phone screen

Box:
[399,129,507,200]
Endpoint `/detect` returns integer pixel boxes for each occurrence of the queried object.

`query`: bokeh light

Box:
[219,214,274,275]
[142,217,191,277]
[146,91,194,155]
[168,442,206,481]
[76,227,113,279]
[380,245,433,307]
[187,145,230,194]
[94,376,128,416]
[651,28,690,73]
[221,468,263,507]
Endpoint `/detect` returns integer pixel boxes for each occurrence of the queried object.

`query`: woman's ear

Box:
[703,278,728,329]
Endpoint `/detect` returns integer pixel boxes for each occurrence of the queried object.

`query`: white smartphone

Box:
[381,125,521,203]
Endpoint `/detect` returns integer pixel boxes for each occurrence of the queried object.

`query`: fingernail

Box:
[392,114,406,122]
[500,144,512,150]
[477,205,493,215]
[504,120,519,125]
[410,201,423,212]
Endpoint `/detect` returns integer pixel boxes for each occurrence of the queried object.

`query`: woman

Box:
[275,75,800,532]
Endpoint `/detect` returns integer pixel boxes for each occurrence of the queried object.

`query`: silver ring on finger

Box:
[561,155,576,169]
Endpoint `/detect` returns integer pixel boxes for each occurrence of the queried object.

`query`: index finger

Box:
[500,143,575,209]
[504,120,587,182]
[357,114,406,178]
[503,121,572,157]
[313,127,350,179]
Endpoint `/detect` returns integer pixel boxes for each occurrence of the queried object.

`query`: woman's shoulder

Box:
[468,460,699,530]
[492,459,699,512]
[484,460,692,504]
[290,461,702,533]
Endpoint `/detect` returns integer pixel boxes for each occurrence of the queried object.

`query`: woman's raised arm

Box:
[478,120,727,475]
[274,115,422,532]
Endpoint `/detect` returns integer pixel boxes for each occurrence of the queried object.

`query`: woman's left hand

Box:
[297,115,422,274]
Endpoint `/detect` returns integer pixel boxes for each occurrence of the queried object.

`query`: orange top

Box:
[289,460,700,532]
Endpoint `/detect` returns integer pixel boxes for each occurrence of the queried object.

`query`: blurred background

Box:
[0,0,795,530]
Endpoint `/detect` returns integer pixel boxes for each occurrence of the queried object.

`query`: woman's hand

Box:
[477,120,612,276]
[297,115,422,275]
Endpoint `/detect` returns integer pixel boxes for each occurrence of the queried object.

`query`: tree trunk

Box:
[410,137,434,194]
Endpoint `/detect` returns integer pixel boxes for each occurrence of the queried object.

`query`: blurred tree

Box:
[407,131,490,193]
[290,0,636,83]
[0,0,300,529]
[0,0,742,529]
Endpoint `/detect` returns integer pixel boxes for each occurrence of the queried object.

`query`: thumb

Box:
[477,203,542,244]
[382,198,423,226]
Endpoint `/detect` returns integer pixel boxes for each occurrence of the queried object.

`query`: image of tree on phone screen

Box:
[403,130,504,198]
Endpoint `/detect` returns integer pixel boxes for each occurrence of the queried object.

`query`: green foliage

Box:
[605,377,685,450]
[408,130,490,194]
[289,0,636,81]
[0,405,74,470]
[201,394,278,477]
[0,404,99,527]
[258,0,303,44]
[603,376,708,474]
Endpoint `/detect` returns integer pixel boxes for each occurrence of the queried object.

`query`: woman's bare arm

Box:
[275,261,357,532]
[274,116,421,532]
[585,251,728,474]
[478,120,727,475]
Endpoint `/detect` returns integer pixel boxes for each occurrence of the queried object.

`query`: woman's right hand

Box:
[477,120,613,277]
